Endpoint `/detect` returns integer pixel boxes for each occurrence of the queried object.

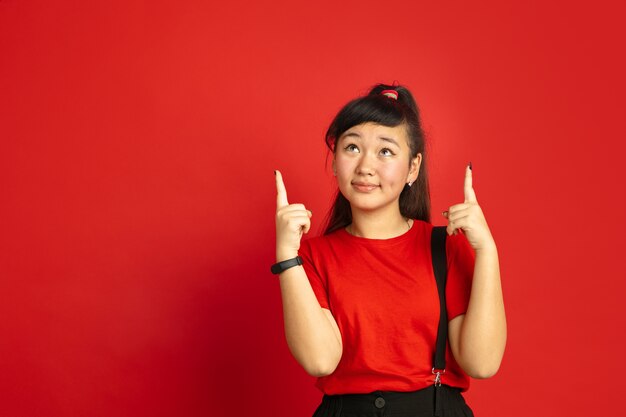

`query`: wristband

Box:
[271,256,303,275]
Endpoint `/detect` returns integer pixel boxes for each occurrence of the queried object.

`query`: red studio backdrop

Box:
[1,1,625,416]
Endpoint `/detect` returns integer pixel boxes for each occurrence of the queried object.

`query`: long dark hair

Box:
[321,83,431,235]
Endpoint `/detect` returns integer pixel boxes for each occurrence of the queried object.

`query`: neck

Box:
[347,206,412,239]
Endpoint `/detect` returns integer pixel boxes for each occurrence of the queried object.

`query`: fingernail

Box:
[274,170,276,175]
[469,161,472,170]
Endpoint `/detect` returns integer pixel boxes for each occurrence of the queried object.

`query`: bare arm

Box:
[448,244,506,378]
[276,257,342,377]
[445,164,507,378]
[274,170,342,377]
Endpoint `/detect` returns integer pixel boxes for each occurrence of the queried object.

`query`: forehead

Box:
[340,122,409,147]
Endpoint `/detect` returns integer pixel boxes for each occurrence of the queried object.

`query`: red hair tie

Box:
[380,89,398,100]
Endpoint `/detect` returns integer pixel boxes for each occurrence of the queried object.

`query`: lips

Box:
[352,181,379,192]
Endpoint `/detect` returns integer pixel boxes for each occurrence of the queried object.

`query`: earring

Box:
[407,181,413,187]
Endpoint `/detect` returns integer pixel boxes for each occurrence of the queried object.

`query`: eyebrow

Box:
[341,132,400,147]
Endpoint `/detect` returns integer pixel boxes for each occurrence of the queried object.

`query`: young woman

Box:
[272,83,506,417]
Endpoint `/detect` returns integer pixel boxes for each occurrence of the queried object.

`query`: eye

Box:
[344,144,359,153]
[380,148,395,156]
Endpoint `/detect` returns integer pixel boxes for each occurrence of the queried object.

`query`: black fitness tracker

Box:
[270,256,303,275]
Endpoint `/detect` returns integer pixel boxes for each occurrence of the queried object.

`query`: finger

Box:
[447,225,459,236]
[277,208,312,221]
[446,208,470,223]
[290,215,311,234]
[464,164,477,203]
[278,203,307,213]
[442,211,459,234]
[442,203,469,220]
[275,170,289,209]
[444,203,469,215]
[446,212,469,235]
[282,213,311,228]
[284,213,311,223]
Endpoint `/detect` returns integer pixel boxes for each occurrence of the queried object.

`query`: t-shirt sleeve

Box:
[445,231,475,320]
[299,239,330,309]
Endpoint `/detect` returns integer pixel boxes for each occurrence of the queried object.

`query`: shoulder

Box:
[300,228,345,258]
[420,221,473,260]
[445,231,476,267]
[445,230,473,251]
[410,219,436,243]
[409,218,433,234]
[302,227,344,247]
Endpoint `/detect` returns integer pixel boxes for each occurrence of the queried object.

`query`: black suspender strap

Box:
[430,226,448,417]
[431,225,448,372]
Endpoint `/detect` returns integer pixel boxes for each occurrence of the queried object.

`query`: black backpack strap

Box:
[431,226,448,373]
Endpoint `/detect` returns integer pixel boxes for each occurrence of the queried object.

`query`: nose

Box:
[355,152,376,176]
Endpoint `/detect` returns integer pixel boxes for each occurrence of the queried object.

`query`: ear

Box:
[332,158,336,175]
[408,153,422,182]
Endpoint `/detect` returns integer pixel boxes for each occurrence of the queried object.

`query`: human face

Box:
[333,122,421,214]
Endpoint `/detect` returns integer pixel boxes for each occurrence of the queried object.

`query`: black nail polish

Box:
[469,161,472,170]
[274,170,276,175]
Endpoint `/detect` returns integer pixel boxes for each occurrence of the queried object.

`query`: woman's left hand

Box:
[442,163,496,252]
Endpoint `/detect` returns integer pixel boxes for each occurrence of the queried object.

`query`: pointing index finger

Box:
[464,163,477,203]
[275,170,289,208]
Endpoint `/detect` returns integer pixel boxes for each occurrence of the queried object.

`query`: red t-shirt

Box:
[298,219,475,395]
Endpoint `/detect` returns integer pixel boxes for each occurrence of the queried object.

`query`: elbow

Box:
[467,367,498,379]
[459,338,506,379]
[464,361,502,379]
[458,346,504,379]
[302,347,342,377]
[306,363,337,378]
[287,345,342,377]
[304,354,341,377]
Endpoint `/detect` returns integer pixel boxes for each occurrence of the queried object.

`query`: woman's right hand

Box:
[275,170,312,261]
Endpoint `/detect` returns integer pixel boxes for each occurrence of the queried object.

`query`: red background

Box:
[1,0,625,416]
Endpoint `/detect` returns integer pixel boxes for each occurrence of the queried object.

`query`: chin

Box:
[346,198,394,213]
